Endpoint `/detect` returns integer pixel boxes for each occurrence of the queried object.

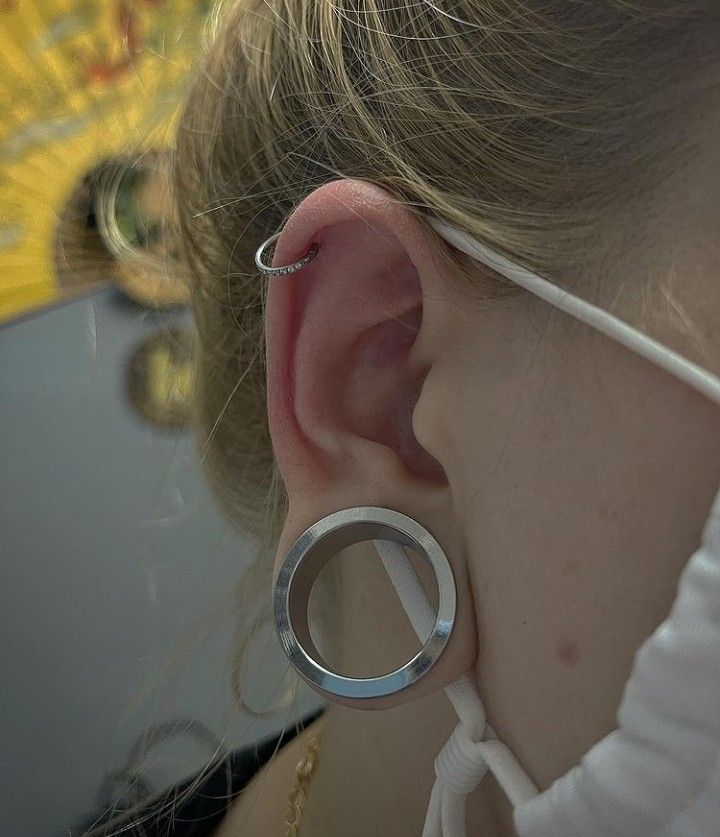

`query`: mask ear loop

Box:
[375,539,538,837]
[428,218,720,408]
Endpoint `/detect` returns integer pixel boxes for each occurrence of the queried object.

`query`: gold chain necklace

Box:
[284,733,323,836]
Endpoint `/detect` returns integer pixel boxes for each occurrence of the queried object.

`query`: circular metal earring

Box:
[255,231,320,277]
[274,506,457,700]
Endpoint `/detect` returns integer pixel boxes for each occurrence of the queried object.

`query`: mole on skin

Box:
[557,638,580,667]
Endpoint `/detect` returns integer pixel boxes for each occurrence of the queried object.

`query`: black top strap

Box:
[77,710,324,837]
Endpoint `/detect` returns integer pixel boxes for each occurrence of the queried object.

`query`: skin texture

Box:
[217,98,720,835]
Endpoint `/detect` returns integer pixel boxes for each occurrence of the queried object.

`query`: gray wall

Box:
[0,290,321,837]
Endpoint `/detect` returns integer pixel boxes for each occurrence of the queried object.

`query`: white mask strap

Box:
[428,219,720,408]
[373,537,538,837]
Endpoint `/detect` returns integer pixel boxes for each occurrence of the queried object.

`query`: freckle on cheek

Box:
[557,638,581,667]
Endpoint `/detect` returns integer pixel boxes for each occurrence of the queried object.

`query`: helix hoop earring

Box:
[273,506,457,700]
[255,231,320,277]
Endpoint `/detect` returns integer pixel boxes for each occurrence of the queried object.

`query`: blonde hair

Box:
[174,0,718,627]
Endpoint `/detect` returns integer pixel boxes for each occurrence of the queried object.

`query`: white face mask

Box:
[385,218,720,837]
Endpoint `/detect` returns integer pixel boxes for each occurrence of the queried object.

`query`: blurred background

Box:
[0,3,321,835]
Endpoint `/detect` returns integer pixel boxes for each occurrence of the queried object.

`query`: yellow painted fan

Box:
[0,0,211,323]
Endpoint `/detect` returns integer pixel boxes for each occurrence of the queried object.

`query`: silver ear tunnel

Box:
[274,506,457,700]
[255,231,320,277]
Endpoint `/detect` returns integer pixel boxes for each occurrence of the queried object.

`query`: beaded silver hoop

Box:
[255,231,320,277]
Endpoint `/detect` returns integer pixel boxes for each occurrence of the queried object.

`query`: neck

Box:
[304,696,513,836]
[300,541,514,836]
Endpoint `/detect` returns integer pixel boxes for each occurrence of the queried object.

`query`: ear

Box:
[265,178,476,708]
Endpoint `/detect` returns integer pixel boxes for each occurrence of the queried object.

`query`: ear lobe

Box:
[265,179,448,498]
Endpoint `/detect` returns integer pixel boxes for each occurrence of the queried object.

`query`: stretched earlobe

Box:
[274,505,457,704]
